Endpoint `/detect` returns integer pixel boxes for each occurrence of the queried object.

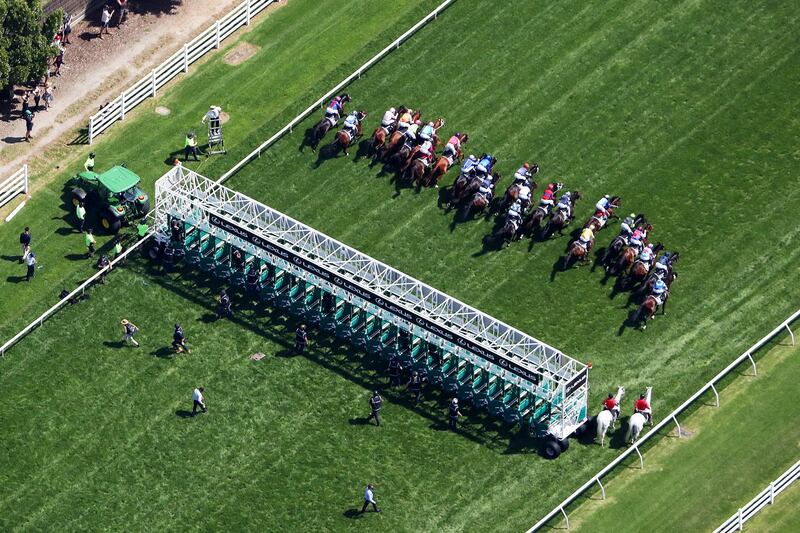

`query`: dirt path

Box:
[0,0,283,178]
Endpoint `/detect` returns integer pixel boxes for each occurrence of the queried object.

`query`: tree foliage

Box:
[0,0,62,92]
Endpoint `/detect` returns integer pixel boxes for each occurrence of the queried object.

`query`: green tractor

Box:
[70,165,150,233]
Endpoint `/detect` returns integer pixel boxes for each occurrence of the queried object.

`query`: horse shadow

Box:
[617,307,642,336]
[298,126,316,153]
[352,139,371,161]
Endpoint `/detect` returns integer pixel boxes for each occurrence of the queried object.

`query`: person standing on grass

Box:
[172,323,189,353]
[387,356,403,387]
[25,252,36,281]
[85,228,96,257]
[112,236,124,262]
[294,324,308,354]
[19,227,31,263]
[76,201,86,232]
[84,152,96,172]
[192,387,207,416]
[367,391,383,427]
[121,319,140,347]
[184,132,201,161]
[97,255,111,283]
[360,484,381,513]
[407,370,422,405]
[100,6,114,38]
[23,109,34,141]
[448,398,462,430]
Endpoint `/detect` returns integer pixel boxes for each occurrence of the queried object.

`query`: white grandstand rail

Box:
[0,165,28,210]
[715,459,800,532]
[87,0,276,143]
[155,168,587,426]
[0,233,154,358]
[216,0,460,184]
[527,308,800,532]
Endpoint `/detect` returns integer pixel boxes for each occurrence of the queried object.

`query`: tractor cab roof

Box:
[97,166,142,194]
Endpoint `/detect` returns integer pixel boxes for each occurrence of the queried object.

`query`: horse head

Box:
[571,191,582,205]
[434,117,445,129]
[610,195,621,208]
[492,172,502,184]
[460,133,469,144]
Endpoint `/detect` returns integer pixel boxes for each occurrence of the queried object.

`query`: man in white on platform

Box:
[192,386,207,416]
[201,105,222,133]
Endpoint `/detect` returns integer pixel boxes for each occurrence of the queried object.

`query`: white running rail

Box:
[217,0,459,184]
[0,165,28,210]
[88,0,277,143]
[527,308,800,532]
[0,232,154,358]
[715,459,800,532]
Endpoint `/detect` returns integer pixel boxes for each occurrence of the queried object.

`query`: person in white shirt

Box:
[99,6,114,38]
[202,106,222,132]
[25,252,36,281]
[360,484,381,513]
[192,387,207,416]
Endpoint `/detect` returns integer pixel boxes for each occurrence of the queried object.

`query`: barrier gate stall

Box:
[154,167,589,457]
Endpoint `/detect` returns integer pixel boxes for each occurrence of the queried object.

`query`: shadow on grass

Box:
[151,347,175,358]
[103,340,125,349]
[175,410,194,419]
[145,259,539,454]
[6,275,27,283]
[342,509,363,519]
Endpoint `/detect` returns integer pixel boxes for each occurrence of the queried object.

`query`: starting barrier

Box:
[154,167,589,453]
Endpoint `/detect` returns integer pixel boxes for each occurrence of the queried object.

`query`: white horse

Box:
[596,386,625,447]
[626,386,652,444]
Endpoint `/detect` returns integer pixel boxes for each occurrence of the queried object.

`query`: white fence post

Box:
[246,0,252,25]
[747,352,757,376]
[152,70,157,96]
[216,21,221,48]
[672,415,682,438]
[710,383,720,407]
[121,93,126,120]
[787,324,796,345]
[88,118,94,144]
[769,482,775,504]
[183,44,189,73]
[595,478,605,500]
[737,508,743,530]
[23,164,28,194]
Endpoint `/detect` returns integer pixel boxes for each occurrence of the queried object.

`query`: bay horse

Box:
[492,215,521,247]
[563,224,595,269]
[521,205,550,238]
[633,295,667,330]
[541,191,581,239]
[310,116,336,152]
[381,109,422,160]
[369,106,407,160]
[625,243,663,289]
[404,158,428,184]
[459,191,491,221]
[584,196,621,230]
[420,133,468,187]
[497,179,537,214]
[610,246,637,276]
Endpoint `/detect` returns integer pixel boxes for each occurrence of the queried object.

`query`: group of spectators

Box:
[100,0,129,38]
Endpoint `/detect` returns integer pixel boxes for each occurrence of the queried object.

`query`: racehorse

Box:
[632,294,667,329]
[625,243,664,289]
[380,108,421,160]
[521,205,549,238]
[596,386,625,447]
[563,224,595,269]
[584,196,622,230]
[419,133,468,187]
[492,214,521,247]
[601,219,650,267]
[637,266,678,297]
[497,178,537,214]
[540,191,581,239]
[458,173,500,221]
[626,387,652,443]
[610,246,637,276]
[404,158,428,184]
[310,116,336,152]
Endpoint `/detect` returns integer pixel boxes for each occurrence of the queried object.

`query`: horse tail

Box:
[625,422,633,443]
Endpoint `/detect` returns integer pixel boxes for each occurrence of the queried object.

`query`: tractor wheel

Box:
[137,198,151,215]
[71,188,87,207]
[543,439,562,460]
[100,208,122,234]
[558,438,570,452]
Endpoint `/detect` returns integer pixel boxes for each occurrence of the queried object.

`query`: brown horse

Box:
[633,294,667,329]
[611,246,637,276]
[333,129,354,156]
[583,196,621,231]
[448,173,477,209]
[521,205,549,238]
[625,244,663,289]
[369,125,391,160]
[404,158,428,184]
[310,117,336,152]
[381,109,422,160]
[563,239,590,269]
[420,132,467,187]
[541,191,581,239]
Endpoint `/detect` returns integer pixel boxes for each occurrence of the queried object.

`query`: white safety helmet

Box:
[452,398,458,404]
[389,107,396,113]
[468,154,477,161]
[604,194,610,199]
[646,243,653,249]
[427,122,434,127]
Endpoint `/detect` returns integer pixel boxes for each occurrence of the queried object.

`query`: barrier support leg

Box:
[635,446,644,469]
[595,478,605,500]
[747,352,757,376]
[672,415,682,438]
[738,508,743,530]
[560,507,570,530]
[786,324,796,346]
[770,482,775,504]
[710,383,720,407]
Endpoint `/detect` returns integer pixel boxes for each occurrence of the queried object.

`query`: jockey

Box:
[651,278,668,305]
[620,214,636,239]
[443,133,462,159]
[477,154,495,176]
[381,107,398,129]
[404,120,421,142]
[595,195,612,216]
[517,183,532,209]
[418,121,436,142]
[603,393,618,412]
[538,183,558,210]
[507,200,524,222]
[343,110,364,138]
[324,93,350,123]
[629,226,646,252]
[638,243,655,265]
[555,191,572,219]
[477,175,495,201]
[461,154,478,176]
[410,139,434,164]
[578,226,594,251]
[397,108,414,132]
[634,394,652,423]
[513,163,533,186]
[653,252,671,277]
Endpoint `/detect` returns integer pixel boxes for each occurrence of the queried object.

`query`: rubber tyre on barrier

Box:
[543,439,562,460]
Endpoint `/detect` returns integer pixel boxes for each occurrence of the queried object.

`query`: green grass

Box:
[1,0,799,530]
[562,340,800,532]
[744,479,800,533]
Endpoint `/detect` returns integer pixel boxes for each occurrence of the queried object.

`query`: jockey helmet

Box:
[452,398,458,404]
[427,121,434,127]
[630,213,636,219]
[89,152,96,158]
[531,163,540,174]
[523,162,530,169]
[468,154,476,161]
[389,107,396,113]
[455,131,461,137]
[639,394,645,399]
[654,280,667,291]
[604,194,610,199]
[607,393,613,399]
[341,93,351,102]
[646,243,653,249]
[415,119,422,126]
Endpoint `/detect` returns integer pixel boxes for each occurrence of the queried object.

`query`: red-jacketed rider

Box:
[634,394,651,423]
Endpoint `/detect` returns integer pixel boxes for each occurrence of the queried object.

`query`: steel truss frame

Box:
[155,167,588,438]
